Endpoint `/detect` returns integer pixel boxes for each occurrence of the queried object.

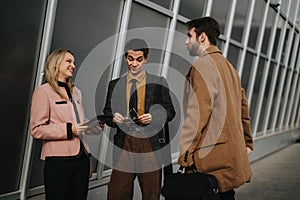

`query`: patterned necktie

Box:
[129,79,138,120]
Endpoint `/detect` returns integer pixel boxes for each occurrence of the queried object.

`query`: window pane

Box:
[241,52,255,93]
[231,0,250,42]
[248,0,266,49]
[124,2,170,76]
[211,0,231,35]
[258,62,276,132]
[280,26,291,64]
[297,2,300,28]
[288,33,297,67]
[272,17,284,59]
[267,65,284,130]
[0,0,46,193]
[262,6,277,54]
[294,100,300,124]
[290,76,300,125]
[289,0,298,22]
[284,70,296,125]
[30,0,123,186]
[275,68,290,128]
[250,58,265,132]
[178,0,206,19]
[280,0,289,17]
[227,44,240,68]
[149,0,173,9]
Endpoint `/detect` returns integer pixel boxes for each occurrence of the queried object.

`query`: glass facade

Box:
[1,0,300,199]
[0,0,46,195]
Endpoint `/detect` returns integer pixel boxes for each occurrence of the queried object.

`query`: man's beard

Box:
[188,41,200,56]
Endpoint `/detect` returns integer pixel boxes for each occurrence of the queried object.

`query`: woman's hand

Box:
[72,123,89,136]
[112,112,124,124]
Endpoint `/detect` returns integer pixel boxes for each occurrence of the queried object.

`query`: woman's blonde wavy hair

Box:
[45,49,74,99]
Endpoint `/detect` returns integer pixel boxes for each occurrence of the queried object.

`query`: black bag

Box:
[161,165,219,200]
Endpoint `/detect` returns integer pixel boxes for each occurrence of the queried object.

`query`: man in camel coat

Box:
[178,17,254,200]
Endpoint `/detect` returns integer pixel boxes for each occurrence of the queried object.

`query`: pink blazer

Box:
[30,83,90,160]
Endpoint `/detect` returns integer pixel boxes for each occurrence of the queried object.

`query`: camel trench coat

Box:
[178,46,253,192]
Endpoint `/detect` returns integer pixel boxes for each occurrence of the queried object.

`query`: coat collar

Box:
[58,81,72,100]
[199,45,222,58]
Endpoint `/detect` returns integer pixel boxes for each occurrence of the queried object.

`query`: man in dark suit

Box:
[103,38,175,200]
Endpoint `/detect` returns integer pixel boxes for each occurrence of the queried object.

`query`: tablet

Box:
[82,114,113,126]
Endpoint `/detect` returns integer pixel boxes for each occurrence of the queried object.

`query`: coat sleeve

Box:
[30,87,71,140]
[241,88,254,150]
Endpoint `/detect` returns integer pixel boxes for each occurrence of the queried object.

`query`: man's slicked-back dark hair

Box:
[186,17,220,45]
[124,38,149,58]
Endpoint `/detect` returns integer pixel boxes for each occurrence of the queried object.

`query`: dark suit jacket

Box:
[103,72,175,155]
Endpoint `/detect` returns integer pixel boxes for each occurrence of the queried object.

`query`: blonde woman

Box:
[30,49,93,200]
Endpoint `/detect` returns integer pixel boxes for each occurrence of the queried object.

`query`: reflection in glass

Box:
[290,77,300,125]
[241,52,254,93]
[179,0,206,20]
[280,0,289,17]
[288,0,298,22]
[262,7,277,54]
[248,0,265,49]
[280,26,291,64]
[250,58,265,131]
[0,0,46,193]
[123,2,170,76]
[227,44,240,68]
[231,0,250,42]
[267,65,283,130]
[275,68,290,128]
[149,0,173,9]
[288,33,297,67]
[211,0,231,35]
[30,0,122,186]
[258,62,275,132]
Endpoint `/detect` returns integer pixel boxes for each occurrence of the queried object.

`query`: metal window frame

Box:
[222,0,237,58]
[278,0,300,127]
[8,0,300,199]
[247,0,270,107]
[247,1,277,138]
[261,2,290,132]
[236,0,256,77]
[269,1,292,131]
[290,58,300,125]
[278,33,300,128]
[96,0,133,179]
[251,0,279,135]
[111,0,133,80]
[19,0,59,199]
[204,0,213,16]
[285,37,300,127]
[134,0,174,17]
[161,0,180,77]
[294,78,300,124]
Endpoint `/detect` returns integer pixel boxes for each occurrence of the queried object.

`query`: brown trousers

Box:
[108,135,162,200]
